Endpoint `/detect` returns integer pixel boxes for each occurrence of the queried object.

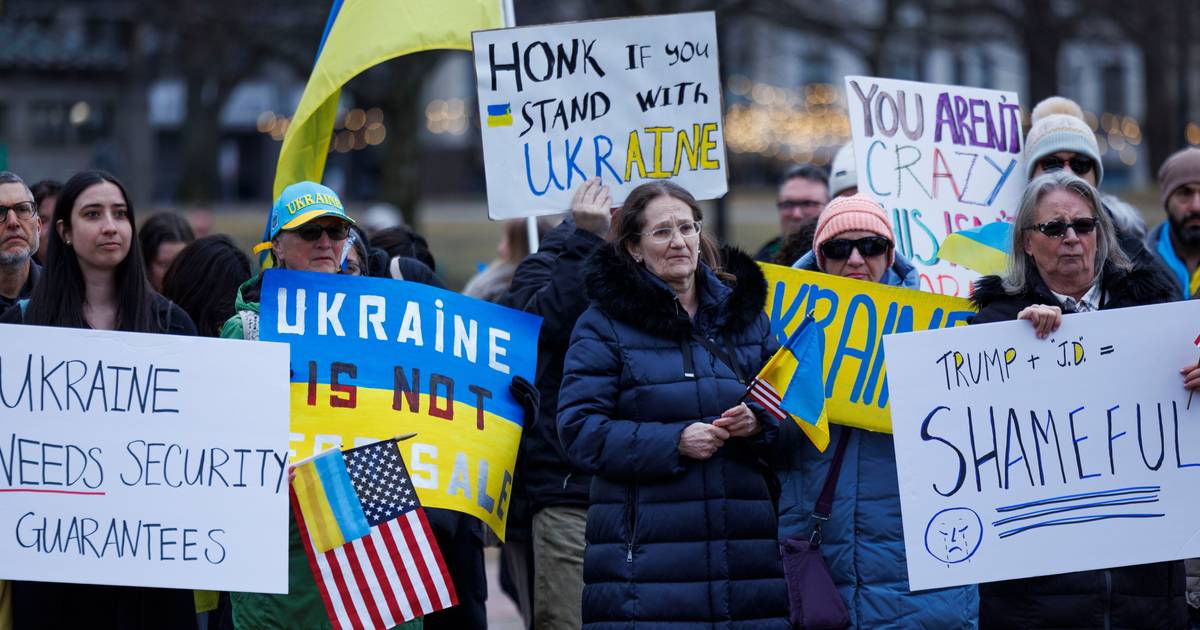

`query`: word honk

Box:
[275,288,512,375]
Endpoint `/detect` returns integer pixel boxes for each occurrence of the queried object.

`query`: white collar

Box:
[1050,280,1103,312]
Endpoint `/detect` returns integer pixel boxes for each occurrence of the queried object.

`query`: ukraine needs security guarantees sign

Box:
[761,263,975,433]
[884,301,1200,590]
[473,11,727,219]
[0,325,291,592]
[845,76,1025,297]
[261,270,542,540]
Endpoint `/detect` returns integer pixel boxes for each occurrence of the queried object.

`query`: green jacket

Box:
[223,274,422,630]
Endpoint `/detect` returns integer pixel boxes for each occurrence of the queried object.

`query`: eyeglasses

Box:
[1025,217,1099,238]
[1,201,36,221]
[1037,155,1095,177]
[819,236,892,260]
[642,220,702,244]
[777,200,824,212]
[291,222,350,241]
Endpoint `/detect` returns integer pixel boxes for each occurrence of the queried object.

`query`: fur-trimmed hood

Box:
[584,244,767,339]
[972,257,1176,313]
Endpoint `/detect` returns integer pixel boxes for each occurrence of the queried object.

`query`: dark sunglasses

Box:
[1025,217,1099,238]
[292,222,350,241]
[1037,155,1095,177]
[819,236,892,261]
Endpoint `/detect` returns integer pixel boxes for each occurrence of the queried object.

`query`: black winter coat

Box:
[971,259,1188,630]
[504,219,600,511]
[558,245,790,629]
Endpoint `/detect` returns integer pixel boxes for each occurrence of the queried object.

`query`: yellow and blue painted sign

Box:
[261,270,542,539]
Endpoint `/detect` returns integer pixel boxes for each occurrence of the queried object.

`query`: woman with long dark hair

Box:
[140,211,195,292]
[3,170,197,628]
[161,234,251,337]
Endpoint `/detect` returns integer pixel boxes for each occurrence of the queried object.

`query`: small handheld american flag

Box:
[291,438,457,629]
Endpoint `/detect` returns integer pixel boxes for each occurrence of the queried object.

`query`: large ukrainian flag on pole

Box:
[745,313,831,451]
[273,0,507,199]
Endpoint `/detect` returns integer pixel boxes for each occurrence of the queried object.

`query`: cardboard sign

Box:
[473,12,727,218]
[260,270,542,540]
[884,301,1200,590]
[762,262,975,433]
[844,76,1025,296]
[0,325,291,592]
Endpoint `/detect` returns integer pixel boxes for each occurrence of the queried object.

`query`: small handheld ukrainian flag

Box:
[745,313,831,451]
[486,103,512,127]
[937,221,1013,276]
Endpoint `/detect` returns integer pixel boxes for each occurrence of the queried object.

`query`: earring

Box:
[65,240,72,246]
[633,256,642,263]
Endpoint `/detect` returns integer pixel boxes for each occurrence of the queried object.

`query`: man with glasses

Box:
[1151,147,1200,300]
[0,171,42,312]
[754,164,829,262]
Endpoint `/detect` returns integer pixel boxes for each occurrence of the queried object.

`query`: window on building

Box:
[29,100,114,146]
[1102,63,1125,114]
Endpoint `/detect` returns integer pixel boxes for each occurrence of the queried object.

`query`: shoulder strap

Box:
[813,426,851,521]
[691,332,747,384]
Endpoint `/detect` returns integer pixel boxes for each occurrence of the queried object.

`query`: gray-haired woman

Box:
[970,170,1188,629]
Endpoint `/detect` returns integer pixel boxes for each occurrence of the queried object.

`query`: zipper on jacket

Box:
[562,472,572,490]
[1103,568,1112,630]
[625,484,639,562]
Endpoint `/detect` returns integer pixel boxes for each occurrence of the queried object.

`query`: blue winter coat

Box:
[777,252,979,629]
[558,245,790,629]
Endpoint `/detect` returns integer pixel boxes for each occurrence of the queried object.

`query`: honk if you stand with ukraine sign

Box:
[261,270,542,539]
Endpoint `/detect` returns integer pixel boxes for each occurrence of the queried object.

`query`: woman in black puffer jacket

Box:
[557,181,790,629]
[972,171,1188,630]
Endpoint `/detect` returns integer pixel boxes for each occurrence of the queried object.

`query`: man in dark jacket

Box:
[1149,147,1200,301]
[0,171,42,312]
[754,164,829,262]
[503,177,612,629]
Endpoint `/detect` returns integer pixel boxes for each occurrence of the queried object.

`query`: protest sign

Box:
[0,325,291,592]
[473,12,726,218]
[844,76,1025,296]
[260,270,542,540]
[761,262,975,433]
[884,301,1200,590]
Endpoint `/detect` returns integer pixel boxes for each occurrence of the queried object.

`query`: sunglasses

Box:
[291,222,350,242]
[1025,217,1099,238]
[1037,155,1095,177]
[819,236,892,261]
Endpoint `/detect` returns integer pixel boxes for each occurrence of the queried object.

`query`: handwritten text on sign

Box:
[473,12,726,218]
[844,76,1025,296]
[261,270,542,540]
[0,325,291,592]
[884,301,1200,590]
[761,263,974,433]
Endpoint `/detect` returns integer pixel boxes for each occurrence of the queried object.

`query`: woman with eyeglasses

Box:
[4,170,199,629]
[775,194,980,628]
[971,170,1188,629]
[557,181,790,628]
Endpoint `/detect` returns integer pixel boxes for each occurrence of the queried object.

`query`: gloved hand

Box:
[509,375,540,427]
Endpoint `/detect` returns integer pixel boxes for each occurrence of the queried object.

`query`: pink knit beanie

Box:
[813,194,895,269]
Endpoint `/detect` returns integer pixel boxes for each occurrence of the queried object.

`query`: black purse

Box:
[779,427,851,629]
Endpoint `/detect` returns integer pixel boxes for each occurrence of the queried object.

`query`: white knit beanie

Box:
[828,142,857,198]
[1024,96,1105,186]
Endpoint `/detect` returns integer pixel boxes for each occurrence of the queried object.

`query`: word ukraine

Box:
[262,270,542,539]
[474,11,727,218]
[762,263,974,433]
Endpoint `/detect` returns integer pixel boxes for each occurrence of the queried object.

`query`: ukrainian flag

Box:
[292,448,371,553]
[486,103,512,127]
[1190,266,1199,299]
[746,313,831,451]
[938,221,1013,276]
[272,0,505,199]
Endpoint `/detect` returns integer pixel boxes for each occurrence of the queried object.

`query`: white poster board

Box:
[884,301,1200,590]
[844,76,1025,297]
[0,324,292,593]
[473,12,727,219]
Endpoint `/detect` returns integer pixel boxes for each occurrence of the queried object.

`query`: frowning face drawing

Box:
[924,507,983,565]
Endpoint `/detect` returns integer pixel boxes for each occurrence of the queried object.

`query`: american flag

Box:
[291,439,457,629]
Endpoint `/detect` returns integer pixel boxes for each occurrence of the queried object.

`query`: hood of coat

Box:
[584,243,767,340]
